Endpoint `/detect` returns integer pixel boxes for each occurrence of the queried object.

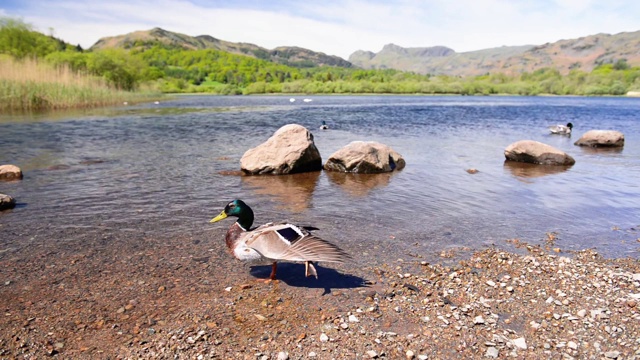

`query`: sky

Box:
[1,0,639,60]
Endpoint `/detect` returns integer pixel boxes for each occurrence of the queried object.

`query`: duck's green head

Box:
[566,122,573,129]
[210,199,254,229]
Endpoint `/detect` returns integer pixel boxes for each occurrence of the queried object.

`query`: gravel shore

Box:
[1,229,639,359]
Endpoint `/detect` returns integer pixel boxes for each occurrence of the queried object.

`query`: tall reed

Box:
[0,57,158,112]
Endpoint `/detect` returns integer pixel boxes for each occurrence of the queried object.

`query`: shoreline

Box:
[1,229,639,359]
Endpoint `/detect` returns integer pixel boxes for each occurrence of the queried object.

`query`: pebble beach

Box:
[1,228,639,359]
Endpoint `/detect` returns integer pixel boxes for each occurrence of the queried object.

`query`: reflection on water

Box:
[325,171,394,197]
[503,161,572,180]
[242,172,320,212]
[576,146,625,155]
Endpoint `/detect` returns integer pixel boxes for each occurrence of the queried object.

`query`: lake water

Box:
[1,95,639,261]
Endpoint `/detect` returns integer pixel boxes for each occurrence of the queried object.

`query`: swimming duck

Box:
[320,121,329,130]
[210,199,349,280]
[549,122,573,135]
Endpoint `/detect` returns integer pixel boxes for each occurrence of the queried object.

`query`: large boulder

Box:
[574,130,624,148]
[504,140,575,165]
[324,141,406,173]
[0,193,16,210]
[240,124,322,175]
[0,164,23,181]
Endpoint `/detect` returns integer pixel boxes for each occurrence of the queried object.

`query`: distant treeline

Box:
[2,16,640,99]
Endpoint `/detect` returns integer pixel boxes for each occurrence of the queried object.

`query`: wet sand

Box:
[1,225,639,359]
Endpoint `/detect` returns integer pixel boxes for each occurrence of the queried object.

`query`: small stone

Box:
[367,350,379,358]
[567,341,578,350]
[512,337,527,349]
[474,316,485,325]
[254,314,266,321]
[320,333,329,342]
[486,280,496,287]
[277,351,289,360]
[577,309,587,318]
[485,347,499,358]
[406,350,415,359]
[349,314,359,322]
[604,351,620,359]
[308,352,317,357]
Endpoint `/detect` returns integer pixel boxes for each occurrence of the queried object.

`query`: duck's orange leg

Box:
[269,262,278,280]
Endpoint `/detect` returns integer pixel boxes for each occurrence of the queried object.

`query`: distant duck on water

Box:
[320,121,329,130]
[549,122,573,135]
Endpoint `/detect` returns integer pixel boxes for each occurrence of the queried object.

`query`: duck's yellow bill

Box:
[210,211,227,223]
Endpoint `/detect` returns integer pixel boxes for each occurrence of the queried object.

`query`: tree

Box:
[0,17,66,58]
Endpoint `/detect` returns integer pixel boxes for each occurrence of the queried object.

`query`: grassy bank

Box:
[0,57,160,112]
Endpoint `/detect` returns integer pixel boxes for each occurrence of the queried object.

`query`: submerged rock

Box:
[240,124,322,175]
[574,130,624,148]
[324,141,405,173]
[504,140,575,166]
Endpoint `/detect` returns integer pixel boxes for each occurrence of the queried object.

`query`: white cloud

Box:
[3,0,639,59]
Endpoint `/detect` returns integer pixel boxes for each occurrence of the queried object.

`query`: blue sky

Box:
[1,0,639,59]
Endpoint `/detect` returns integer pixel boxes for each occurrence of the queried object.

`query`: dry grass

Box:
[0,57,158,112]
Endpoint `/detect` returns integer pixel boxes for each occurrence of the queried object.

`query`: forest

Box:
[2,16,640,111]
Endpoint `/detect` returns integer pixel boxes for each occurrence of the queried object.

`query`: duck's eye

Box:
[228,203,235,209]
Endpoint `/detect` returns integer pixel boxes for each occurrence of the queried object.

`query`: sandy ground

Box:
[1,226,640,359]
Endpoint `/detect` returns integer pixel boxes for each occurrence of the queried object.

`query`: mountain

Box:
[349,31,640,76]
[90,27,353,68]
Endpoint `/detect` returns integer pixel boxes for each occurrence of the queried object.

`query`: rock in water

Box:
[0,164,23,181]
[0,193,16,210]
[240,124,322,175]
[574,130,624,147]
[504,140,575,165]
[324,141,406,173]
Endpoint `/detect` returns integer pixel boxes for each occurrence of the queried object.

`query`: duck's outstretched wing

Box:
[244,222,350,263]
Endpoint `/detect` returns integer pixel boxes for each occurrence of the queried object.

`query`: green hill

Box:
[90,27,353,69]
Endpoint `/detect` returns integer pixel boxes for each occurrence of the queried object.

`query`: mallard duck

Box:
[549,122,573,135]
[320,120,329,130]
[210,199,349,280]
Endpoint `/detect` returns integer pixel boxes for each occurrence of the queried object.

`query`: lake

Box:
[1,95,639,261]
